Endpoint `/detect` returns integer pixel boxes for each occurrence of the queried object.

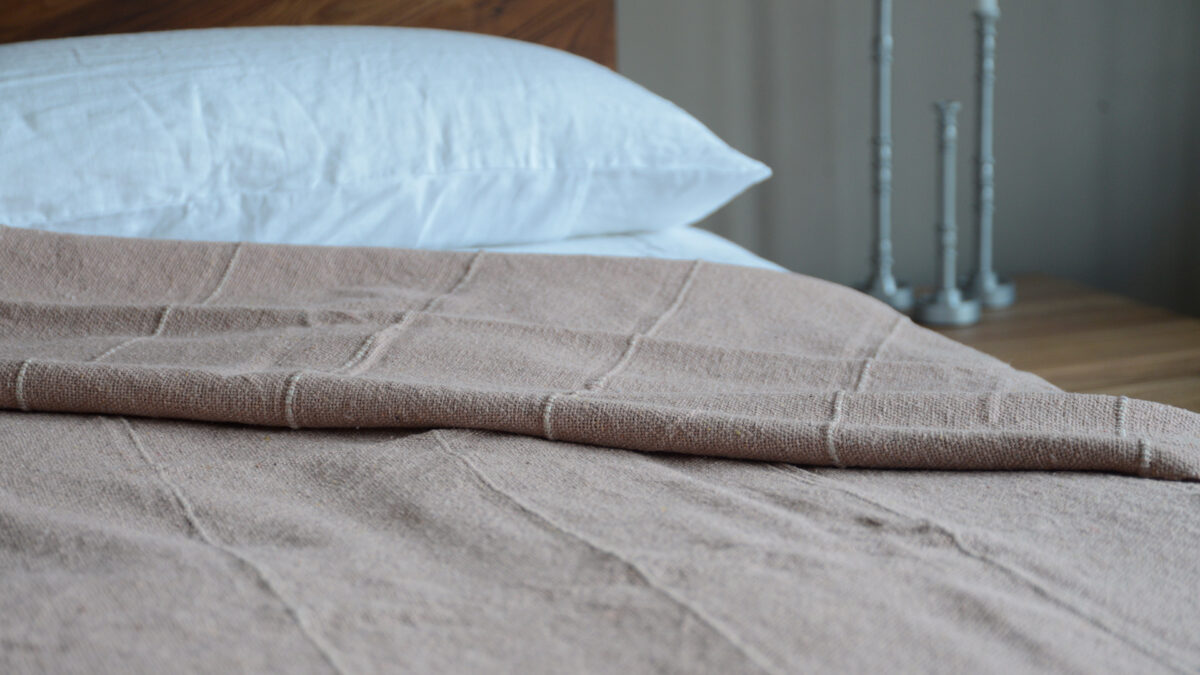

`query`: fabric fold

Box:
[2,225,1198,480]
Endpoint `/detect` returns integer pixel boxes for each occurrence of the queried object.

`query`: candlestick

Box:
[965,3,1015,308]
[859,0,913,312]
[976,0,1000,18]
[916,101,980,327]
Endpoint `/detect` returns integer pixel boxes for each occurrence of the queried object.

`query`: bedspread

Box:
[2,226,1198,673]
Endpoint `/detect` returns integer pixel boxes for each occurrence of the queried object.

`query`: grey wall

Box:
[618,0,1200,315]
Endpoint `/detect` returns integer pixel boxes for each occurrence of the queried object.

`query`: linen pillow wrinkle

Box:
[0,26,770,248]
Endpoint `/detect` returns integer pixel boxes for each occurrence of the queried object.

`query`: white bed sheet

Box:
[470,226,784,271]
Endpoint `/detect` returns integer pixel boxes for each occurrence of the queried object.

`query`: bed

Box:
[2,2,1198,673]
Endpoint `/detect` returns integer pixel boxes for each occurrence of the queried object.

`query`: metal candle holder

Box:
[916,101,980,327]
[860,0,913,312]
[965,4,1015,307]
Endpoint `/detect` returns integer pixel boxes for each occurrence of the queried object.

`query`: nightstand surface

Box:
[931,274,1200,413]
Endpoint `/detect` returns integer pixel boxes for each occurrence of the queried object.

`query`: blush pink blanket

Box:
[2,226,1199,673]
[1,226,1197,479]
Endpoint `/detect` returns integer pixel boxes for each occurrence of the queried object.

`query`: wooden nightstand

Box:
[930,274,1200,413]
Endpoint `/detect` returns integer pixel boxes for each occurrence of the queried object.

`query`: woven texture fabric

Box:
[3,226,1200,673]
[1,225,1197,479]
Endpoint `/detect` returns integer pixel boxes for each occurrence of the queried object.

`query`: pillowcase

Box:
[0,26,770,249]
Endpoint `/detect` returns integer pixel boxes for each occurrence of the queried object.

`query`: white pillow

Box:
[0,26,770,249]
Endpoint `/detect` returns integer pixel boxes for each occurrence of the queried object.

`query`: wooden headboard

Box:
[0,0,616,68]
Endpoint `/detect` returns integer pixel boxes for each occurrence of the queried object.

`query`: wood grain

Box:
[931,274,1200,412]
[0,0,616,67]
